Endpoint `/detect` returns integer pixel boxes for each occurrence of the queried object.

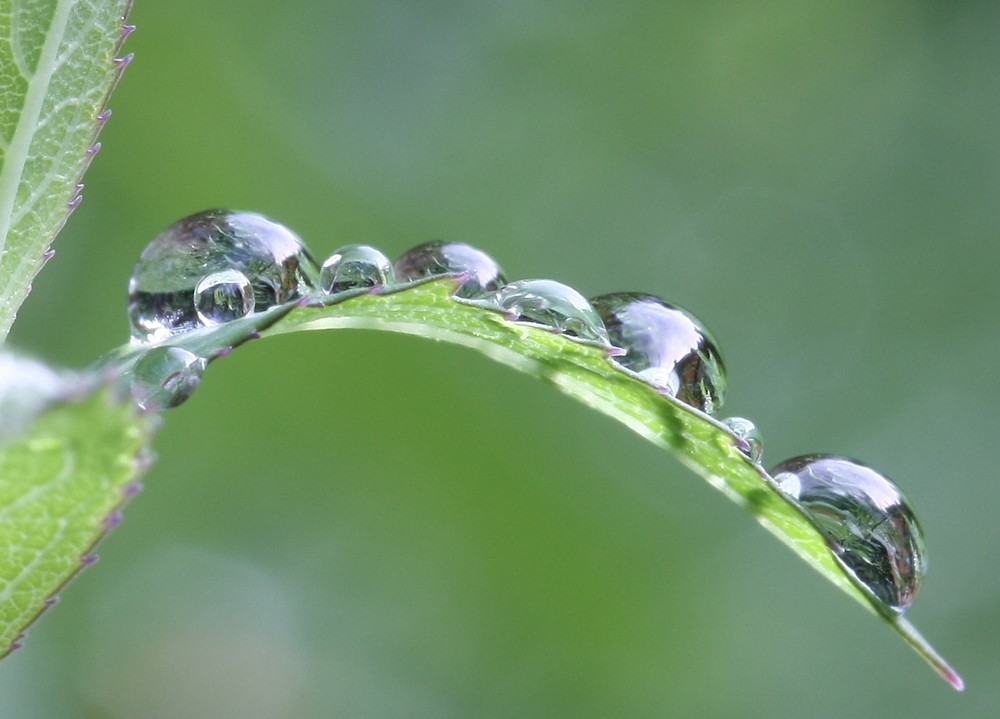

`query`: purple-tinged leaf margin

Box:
[0,0,134,342]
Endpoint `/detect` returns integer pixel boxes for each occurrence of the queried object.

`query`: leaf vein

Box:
[0,0,80,262]
[0,446,75,604]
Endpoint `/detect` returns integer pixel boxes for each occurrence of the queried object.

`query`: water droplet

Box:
[722,416,763,463]
[394,240,506,299]
[770,454,925,613]
[483,279,611,345]
[194,269,255,326]
[127,209,319,342]
[320,244,395,294]
[129,347,207,411]
[590,293,726,413]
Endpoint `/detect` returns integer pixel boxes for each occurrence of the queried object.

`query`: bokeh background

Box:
[3,0,998,716]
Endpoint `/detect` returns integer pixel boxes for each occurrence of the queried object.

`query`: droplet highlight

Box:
[129,347,207,411]
[395,240,506,299]
[127,209,319,342]
[722,416,763,463]
[770,454,925,613]
[590,292,726,413]
[194,269,255,326]
[320,244,395,294]
[484,279,611,345]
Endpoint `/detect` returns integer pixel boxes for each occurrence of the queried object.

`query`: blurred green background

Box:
[3,0,998,716]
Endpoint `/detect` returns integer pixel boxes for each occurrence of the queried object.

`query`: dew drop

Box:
[722,416,763,463]
[320,244,395,294]
[770,454,926,613]
[394,240,506,298]
[194,269,255,326]
[590,293,726,413]
[127,209,320,342]
[129,347,207,411]
[483,279,611,345]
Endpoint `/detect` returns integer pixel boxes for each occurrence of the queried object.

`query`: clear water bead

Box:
[486,279,611,345]
[127,209,319,342]
[129,347,207,411]
[194,269,255,326]
[590,293,726,414]
[320,244,394,294]
[394,240,506,299]
[770,454,926,613]
[722,417,763,463]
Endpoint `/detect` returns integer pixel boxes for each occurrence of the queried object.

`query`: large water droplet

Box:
[394,240,506,299]
[770,454,926,613]
[194,269,255,326]
[127,209,319,342]
[590,293,726,413]
[722,416,763,463]
[320,244,395,294]
[129,347,207,411]
[483,279,611,345]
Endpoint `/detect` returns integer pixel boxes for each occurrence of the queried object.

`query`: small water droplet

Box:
[770,454,925,613]
[722,416,763,463]
[394,240,506,298]
[482,279,611,345]
[127,209,319,342]
[194,269,255,326]
[590,293,726,413]
[320,244,395,294]
[129,347,207,411]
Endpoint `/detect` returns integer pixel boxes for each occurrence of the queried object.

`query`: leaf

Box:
[0,359,156,657]
[0,0,133,343]
[102,277,964,690]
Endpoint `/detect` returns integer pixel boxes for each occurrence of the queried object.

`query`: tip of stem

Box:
[942,666,965,692]
[894,615,964,691]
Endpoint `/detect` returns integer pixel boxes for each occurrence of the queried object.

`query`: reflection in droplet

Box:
[722,416,763,463]
[484,279,610,345]
[127,209,319,342]
[130,347,207,411]
[394,240,506,299]
[194,269,255,326]
[320,244,394,294]
[770,454,925,613]
[590,292,726,414]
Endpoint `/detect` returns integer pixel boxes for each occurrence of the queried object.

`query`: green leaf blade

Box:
[99,277,963,689]
[275,282,870,604]
[257,280,972,687]
[0,0,132,342]
[0,375,155,656]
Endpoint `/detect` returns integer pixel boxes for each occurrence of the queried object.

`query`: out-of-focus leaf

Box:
[0,359,155,657]
[0,0,133,342]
